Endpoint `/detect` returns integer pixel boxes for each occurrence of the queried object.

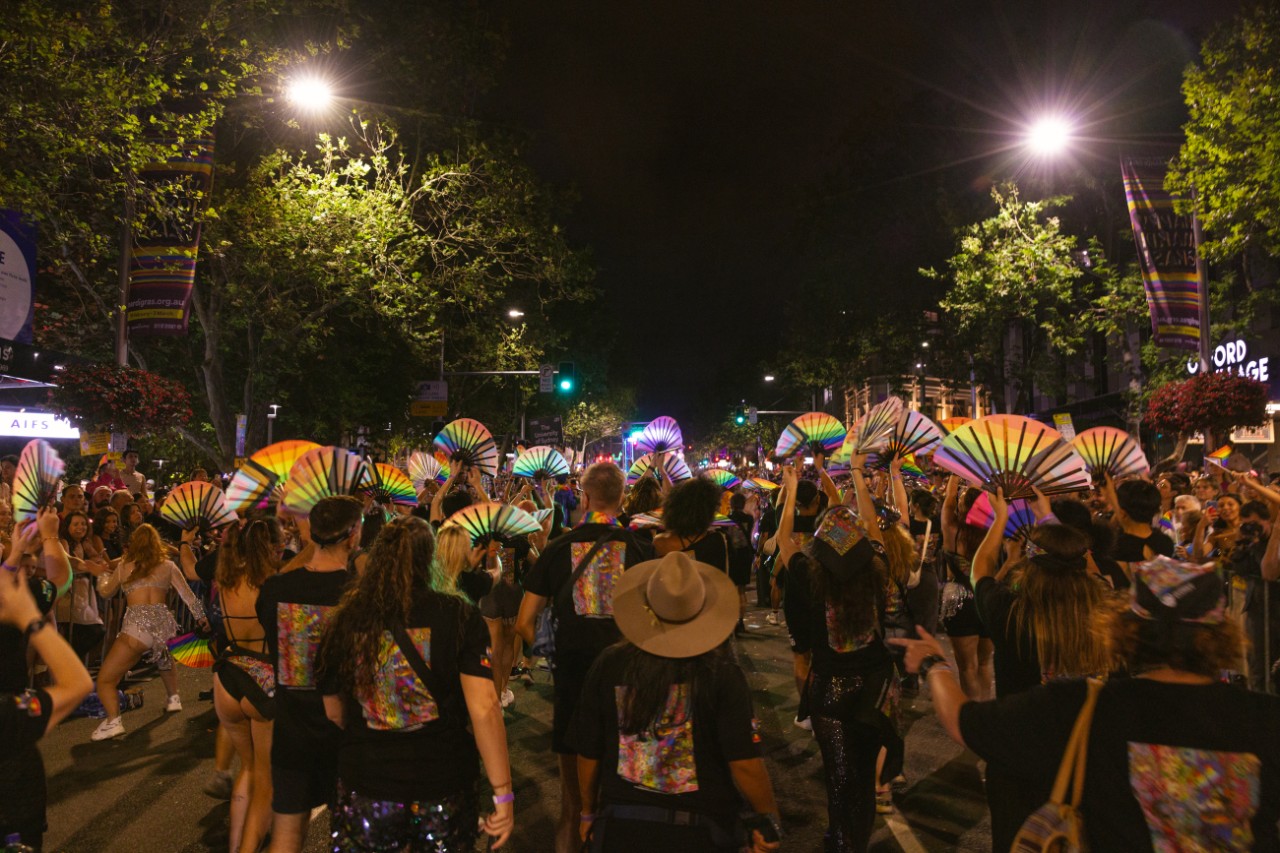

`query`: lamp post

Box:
[267,403,281,445]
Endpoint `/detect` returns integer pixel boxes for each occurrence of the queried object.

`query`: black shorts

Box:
[213,652,277,720]
[551,653,595,755]
[943,596,989,638]
[272,759,339,815]
[479,579,522,622]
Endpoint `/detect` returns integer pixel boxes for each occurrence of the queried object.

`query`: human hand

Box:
[780,465,797,490]
[36,506,60,540]
[989,487,1008,518]
[890,454,903,475]
[579,814,594,843]
[0,565,41,629]
[1029,486,1051,520]
[481,800,514,849]
[181,527,198,545]
[887,626,949,674]
[750,829,782,853]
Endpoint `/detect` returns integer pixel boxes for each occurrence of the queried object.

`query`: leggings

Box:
[809,673,883,853]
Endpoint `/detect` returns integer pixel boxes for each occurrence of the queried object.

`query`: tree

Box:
[926,185,1091,413]
[561,392,635,457]
[1143,371,1269,459]
[1168,4,1280,281]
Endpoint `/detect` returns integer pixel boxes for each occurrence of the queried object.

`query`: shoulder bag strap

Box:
[1048,677,1105,806]
[569,530,622,586]
[391,625,447,700]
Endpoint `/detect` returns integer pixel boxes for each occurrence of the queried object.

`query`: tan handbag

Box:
[1010,678,1104,853]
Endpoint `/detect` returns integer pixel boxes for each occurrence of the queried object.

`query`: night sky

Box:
[482,1,1239,432]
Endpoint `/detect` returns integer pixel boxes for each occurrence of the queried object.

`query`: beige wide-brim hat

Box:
[613,550,739,659]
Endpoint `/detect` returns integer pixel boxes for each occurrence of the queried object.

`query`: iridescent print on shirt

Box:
[816,508,864,556]
[571,540,627,617]
[615,684,698,794]
[230,653,277,698]
[276,602,334,689]
[1128,742,1260,852]
[356,628,439,731]
[825,600,876,653]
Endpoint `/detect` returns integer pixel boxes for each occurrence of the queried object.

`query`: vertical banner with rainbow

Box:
[1120,156,1202,351]
[127,136,215,336]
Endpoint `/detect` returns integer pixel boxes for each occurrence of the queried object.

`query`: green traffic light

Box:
[735,415,745,425]
[559,378,573,391]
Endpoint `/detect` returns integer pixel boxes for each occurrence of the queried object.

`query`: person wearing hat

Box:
[568,550,781,852]
[776,461,903,853]
[892,556,1280,852]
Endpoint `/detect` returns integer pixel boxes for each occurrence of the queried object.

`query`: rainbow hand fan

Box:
[939,417,973,435]
[441,502,542,544]
[161,481,238,530]
[848,397,905,455]
[248,440,321,484]
[407,451,449,489]
[12,439,65,522]
[433,418,498,477]
[774,412,847,458]
[885,410,943,459]
[512,446,571,479]
[224,465,276,513]
[704,469,742,490]
[627,453,693,485]
[742,477,779,493]
[932,415,1090,500]
[166,633,216,668]
[636,416,684,455]
[965,491,1039,541]
[1071,427,1150,478]
[366,463,418,506]
[628,511,665,531]
[282,447,373,514]
[531,507,555,525]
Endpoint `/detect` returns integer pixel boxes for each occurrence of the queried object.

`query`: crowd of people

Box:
[1,423,1280,853]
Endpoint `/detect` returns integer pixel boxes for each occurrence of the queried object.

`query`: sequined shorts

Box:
[120,604,179,671]
[330,783,478,852]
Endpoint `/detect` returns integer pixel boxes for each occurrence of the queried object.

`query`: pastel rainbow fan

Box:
[635,416,684,455]
[224,466,276,513]
[848,397,905,455]
[1071,427,1150,478]
[441,502,542,545]
[774,412,847,458]
[12,439,65,523]
[965,492,1039,541]
[931,414,1090,500]
[161,481,238,530]
[885,410,943,459]
[166,633,216,668]
[433,418,499,477]
[627,453,693,485]
[704,469,742,490]
[512,446,571,479]
[248,440,322,483]
[283,447,373,514]
[407,451,449,489]
[939,417,972,435]
[628,512,665,531]
[366,463,418,506]
[742,477,779,493]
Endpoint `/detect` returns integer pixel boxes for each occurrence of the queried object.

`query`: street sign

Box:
[79,432,110,456]
[539,363,554,394]
[1052,413,1076,440]
[528,415,563,447]
[235,413,247,457]
[411,380,448,418]
[748,406,758,425]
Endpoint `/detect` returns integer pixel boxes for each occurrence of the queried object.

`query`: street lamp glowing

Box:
[286,77,334,112]
[507,309,525,319]
[1025,116,1073,156]
[763,374,775,382]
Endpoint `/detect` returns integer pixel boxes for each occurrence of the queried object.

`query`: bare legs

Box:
[215,677,273,853]
[950,635,994,700]
[555,753,582,853]
[95,633,147,720]
[486,617,515,701]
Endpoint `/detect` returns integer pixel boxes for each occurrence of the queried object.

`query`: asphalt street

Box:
[38,607,992,852]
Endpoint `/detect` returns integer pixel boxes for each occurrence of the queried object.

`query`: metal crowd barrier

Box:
[58,578,204,674]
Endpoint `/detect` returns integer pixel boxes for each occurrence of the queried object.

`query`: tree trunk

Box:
[190,278,235,467]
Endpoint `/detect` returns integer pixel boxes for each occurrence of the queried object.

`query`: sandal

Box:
[875,786,894,814]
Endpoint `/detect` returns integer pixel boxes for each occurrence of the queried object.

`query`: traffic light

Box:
[734,406,746,426]
[556,361,576,394]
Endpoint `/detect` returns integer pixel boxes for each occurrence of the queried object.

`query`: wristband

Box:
[1037,512,1059,526]
[1,562,18,572]
[23,617,48,643]
[919,654,951,679]
[580,813,596,822]
[492,792,515,805]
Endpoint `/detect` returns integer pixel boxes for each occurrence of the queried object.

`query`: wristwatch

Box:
[23,616,49,643]
[919,654,950,678]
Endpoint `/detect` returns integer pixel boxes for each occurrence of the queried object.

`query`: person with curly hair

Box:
[653,477,730,573]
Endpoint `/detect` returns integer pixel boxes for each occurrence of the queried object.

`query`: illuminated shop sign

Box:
[0,411,80,439]
[1186,339,1270,383]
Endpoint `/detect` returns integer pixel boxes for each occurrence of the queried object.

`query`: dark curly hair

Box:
[1096,597,1244,677]
[662,477,721,538]
[624,476,663,516]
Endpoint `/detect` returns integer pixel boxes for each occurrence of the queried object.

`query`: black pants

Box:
[809,673,883,853]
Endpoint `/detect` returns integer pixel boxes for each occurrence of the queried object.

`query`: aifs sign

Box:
[1187,339,1270,384]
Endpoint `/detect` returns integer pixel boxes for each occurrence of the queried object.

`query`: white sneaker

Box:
[765,612,779,626]
[794,716,813,732]
[91,716,125,741]
[165,694,182,712]
[500,688,515,708]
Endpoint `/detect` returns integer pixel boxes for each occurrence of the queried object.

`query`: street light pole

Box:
[267,404,280,445]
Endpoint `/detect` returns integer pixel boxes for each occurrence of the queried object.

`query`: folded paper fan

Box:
[161,481,238,530]
[166,633,216,668]
[366,463,418,506]
[939,417,972,435]
[12,439,65,523]
[224,465,276,513]
[441,502,542,544]
[249,440,321,483]
[628,511,666,531]
[774,412,847,458]
[433,418,498,477]
[636,416,684,455]
[742,477,779,493]
[627,453,693,485]
[531,507,555,525]
[1071,427,1150,478]
[932,415,1091,500]
[282,447,373,514]
[711,514,740,528]
[885,410,943,459]
[846,397,905,455]
[512,445,571,480]
[705,469,742,490]
[965,492,1039,541]
[407,451,449,489]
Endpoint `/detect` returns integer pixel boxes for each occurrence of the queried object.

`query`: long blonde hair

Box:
[880,524,916,587]
[432,526,476,602]
[1007,525,1111,678]
[124,524,167,580]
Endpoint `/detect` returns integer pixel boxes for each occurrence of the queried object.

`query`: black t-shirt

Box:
[522,523,652,660]
[326,594,491,800]
[567,645,760,824]
[960,677,1280,852]
[783,551,891,675]
[0,687,53,840]
[1110,531,1175,591]
[195,549,219,586]
[684,530,730,574]
[973,576,1043,697]
[256,567,352,767]
[458,569,494,605]
[0,578,57,693]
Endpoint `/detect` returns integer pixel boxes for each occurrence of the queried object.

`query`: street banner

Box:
[528,415,563,447]
[127,135,215,336]
[0,210,36,344]
[1120,157,1202,351]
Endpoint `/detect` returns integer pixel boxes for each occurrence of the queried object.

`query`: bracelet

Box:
[1,562,18,572]
[919,654,951,679]
[43,536,60,542]
[23,617,48,643]
[492,792,515,805]
[579,813,596,822]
